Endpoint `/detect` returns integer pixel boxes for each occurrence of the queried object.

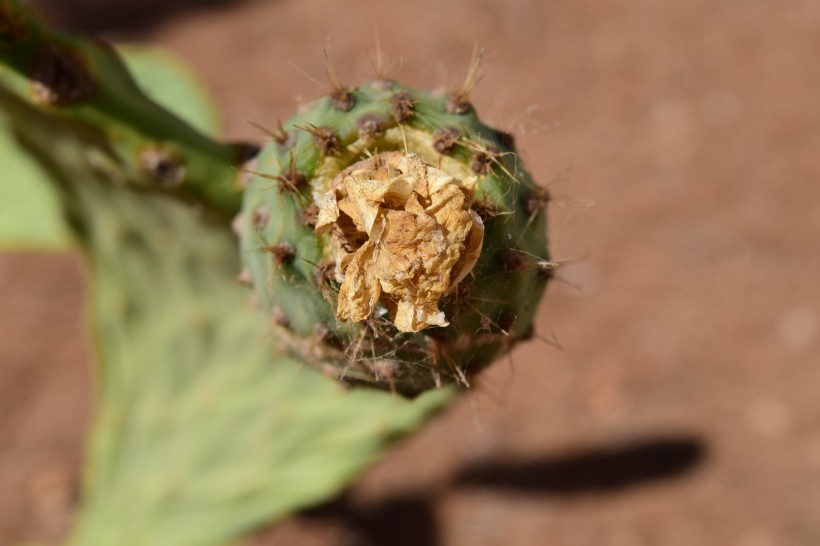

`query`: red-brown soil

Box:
[3,1,820,544]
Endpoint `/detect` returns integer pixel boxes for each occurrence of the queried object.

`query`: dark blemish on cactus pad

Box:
[446,95,472,115]
[276,157,307,193]
[523,186,551,214]
[300,125,340,156]
[0,3,27,46]
[356,113,383,142]
[139,144,186,186]
[330,88,355,111]
[470,150,496,175]
[499,249,526,273]
[497,312,517,334]
[391,92,415,123]
[251,207,269,230]
[31,45,95,106]
[261,242,296,267]
[433,127,461,154]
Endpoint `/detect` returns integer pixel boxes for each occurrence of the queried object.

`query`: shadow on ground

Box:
[455,435,706,495]
[291,434,707,546]
[30,0,258,34]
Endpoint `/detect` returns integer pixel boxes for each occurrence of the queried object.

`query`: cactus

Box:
[0,2,551,545]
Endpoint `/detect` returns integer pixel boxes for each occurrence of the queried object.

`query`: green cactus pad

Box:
[68,178,451,546]
[241,80,551,396]
[0,123,72,249]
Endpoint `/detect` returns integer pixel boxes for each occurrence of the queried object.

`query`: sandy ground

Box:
[2,0,820,544]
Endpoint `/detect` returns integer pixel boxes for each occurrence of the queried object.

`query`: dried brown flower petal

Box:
[336,241,381,323]
[316,152,484,332]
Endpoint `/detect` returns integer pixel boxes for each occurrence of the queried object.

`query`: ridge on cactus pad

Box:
[240,79,552,396]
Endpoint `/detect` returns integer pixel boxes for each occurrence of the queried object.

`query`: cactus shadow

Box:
[299,492,438,546]
[453,435,707,496]
[292,435,706,546]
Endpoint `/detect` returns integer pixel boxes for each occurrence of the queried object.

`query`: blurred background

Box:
[1,0,819,544]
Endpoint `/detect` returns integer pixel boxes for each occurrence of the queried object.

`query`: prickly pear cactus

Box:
[240,79,552,395]
[0,2,552,545]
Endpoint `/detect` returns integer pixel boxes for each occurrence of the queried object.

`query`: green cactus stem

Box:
[0,0,249,217]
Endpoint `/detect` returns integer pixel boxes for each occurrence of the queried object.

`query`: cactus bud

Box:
[240,80,550,396]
